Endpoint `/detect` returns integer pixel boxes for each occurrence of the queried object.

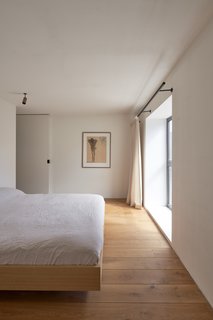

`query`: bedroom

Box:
[0,0,213,319]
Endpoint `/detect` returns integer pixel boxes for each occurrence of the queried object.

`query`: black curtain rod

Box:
[137,82,173,117]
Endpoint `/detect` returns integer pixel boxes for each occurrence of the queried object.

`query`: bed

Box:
[0,188,105,291]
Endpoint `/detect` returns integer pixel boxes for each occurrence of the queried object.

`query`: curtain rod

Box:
[136,82,173,117]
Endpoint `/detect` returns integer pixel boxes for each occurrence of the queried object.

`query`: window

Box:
[144,95,172,241]
[167,117,172,209]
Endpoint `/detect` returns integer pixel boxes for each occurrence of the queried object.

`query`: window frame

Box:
[166,116,172,209]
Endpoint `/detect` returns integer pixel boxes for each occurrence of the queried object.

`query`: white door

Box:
[16,115,50,193]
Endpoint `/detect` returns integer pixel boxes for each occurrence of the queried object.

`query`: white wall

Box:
[0,98,16,187]
[50,115,130,198]
[170,18,213,307]
[140,17,213,306]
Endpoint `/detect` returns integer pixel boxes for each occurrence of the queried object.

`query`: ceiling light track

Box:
[22,93,27,105]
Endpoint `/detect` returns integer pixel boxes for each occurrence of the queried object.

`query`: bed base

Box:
[0,261,101,291]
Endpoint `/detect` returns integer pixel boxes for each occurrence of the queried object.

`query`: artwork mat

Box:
[82,132,111,168]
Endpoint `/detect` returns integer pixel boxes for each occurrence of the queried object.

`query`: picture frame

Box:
[82,132,111,168]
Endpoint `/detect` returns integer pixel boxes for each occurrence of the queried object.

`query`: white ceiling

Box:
[0,0,213,115]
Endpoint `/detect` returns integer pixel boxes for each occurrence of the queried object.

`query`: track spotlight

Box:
[22,93,27,105]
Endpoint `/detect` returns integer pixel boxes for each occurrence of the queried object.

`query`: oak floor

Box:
[0,200,213,319]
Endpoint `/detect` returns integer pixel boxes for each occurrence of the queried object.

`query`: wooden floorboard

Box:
[0,303,213,320]
[103,269,193,284]
[0,200,212,319]
[103,257,185,269]
[103,247,177,258]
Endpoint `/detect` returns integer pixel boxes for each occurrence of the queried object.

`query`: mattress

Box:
[0,188,105,265]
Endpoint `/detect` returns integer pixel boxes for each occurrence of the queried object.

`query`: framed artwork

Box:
[82,132,111,168]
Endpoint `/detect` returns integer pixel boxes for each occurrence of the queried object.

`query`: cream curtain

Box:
[127,116,142,209]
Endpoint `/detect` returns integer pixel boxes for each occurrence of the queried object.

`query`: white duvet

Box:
[0,188,105,265]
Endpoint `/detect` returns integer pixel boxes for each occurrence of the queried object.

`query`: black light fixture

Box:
[22,93,27,105]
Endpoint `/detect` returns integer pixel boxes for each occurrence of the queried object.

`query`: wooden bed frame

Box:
[0,254,102,291]
[0,191,104,291]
